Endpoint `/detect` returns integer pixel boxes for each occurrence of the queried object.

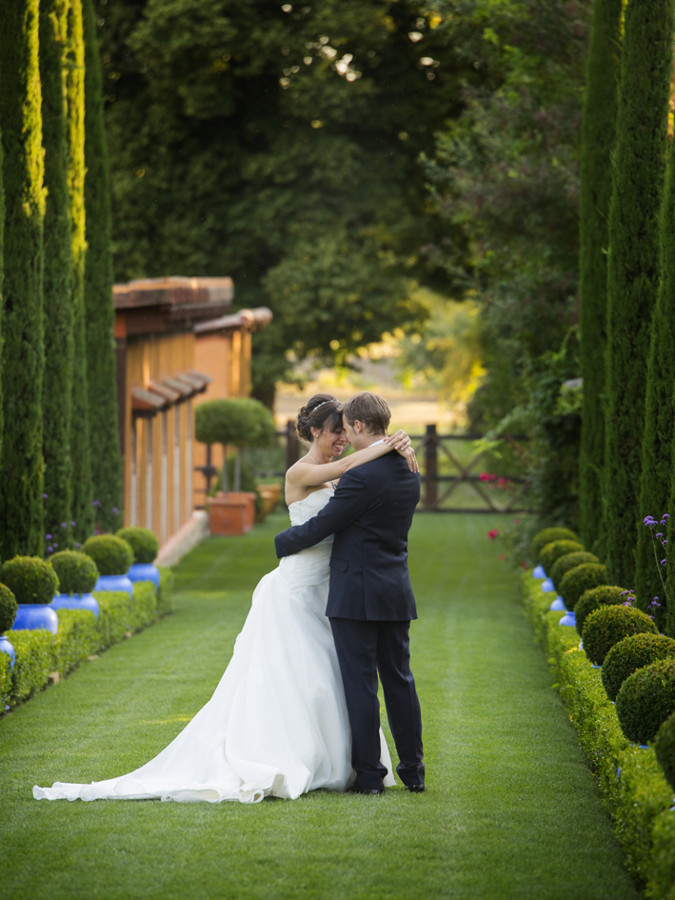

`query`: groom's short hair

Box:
[343,392,391,434]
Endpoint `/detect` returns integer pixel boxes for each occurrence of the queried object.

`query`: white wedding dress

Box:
[33,488,394,804]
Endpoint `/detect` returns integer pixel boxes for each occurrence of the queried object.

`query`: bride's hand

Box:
[384,430,419,474]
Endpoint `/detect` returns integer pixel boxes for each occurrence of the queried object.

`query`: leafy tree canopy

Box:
[421,0,590,428]
[95,0,474,400]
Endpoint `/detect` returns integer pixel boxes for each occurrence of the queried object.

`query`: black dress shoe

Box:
[347,782,384,795]
[405,783,425,793]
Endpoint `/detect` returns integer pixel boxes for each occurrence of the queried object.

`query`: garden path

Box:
[0,512,641,899]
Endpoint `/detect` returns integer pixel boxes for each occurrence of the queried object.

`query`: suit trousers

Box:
[329,617,424,790]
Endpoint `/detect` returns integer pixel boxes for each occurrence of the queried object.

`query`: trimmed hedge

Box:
[531,527,579,562]
[1,568,174,713]
[602,633,675,701]
[125,580,157,633]
[539,539,585,575]
[156,566,173,617]
[95,590,131,650]
[615,658,675,745]
[575,585,628,636]
[51,608,97,676]
[559,562,609,611]
[582,605,658,666]
[655,710,675,792]
[522,573,674,895]
[0,651,11,710]
[9,629,54,705]
[550,551,599,593]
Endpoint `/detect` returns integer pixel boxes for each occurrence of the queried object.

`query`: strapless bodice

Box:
[278,488,333,587]
[288,487,333,526]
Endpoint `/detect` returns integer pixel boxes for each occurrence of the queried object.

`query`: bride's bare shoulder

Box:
[285,481,332,507]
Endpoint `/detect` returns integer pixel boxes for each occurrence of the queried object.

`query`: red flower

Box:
[487,529,499,540]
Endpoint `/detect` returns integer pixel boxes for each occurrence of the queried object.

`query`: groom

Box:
[275,391,424,794]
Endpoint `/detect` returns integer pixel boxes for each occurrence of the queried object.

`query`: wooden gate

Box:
[197,422,532,513]
[416,425,531,513]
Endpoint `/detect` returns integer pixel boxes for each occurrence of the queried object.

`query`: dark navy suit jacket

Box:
[275,452,420,621]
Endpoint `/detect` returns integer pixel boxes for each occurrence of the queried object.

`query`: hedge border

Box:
[1,566,173,713]
[523,573,675,898]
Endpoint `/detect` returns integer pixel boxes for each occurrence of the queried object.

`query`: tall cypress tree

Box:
[0,129,4,467]
[0,0,46,559]
[83,0,123,532]
[67,0,95,542]
[577,0,622,550]
[636,118,675,629]
[602,0,673,588]
[40,0,75,551]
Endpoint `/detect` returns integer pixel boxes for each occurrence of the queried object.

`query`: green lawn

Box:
[0,512,640,899]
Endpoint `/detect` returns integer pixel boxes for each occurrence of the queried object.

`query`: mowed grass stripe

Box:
[0,511,639,899]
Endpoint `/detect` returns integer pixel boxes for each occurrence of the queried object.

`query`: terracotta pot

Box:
[256,483,282,522]
[208,492,256,535]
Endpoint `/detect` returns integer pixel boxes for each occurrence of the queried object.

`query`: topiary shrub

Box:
[601,633,675,700]
[582,604,659,666]
[116,527,159,565]
[82,535,133,576]
[615,658,675,744]
[49,550,99,594]
[654,709,675,791]
[196,397,275,495]
[0,556,59,605]
[559,562,608,611]
[539,540,585,575]
[550,551,599,593]
[0,583,18,633]
[575,585,629,636]
[531,526,579,562]
[211,457,263,516]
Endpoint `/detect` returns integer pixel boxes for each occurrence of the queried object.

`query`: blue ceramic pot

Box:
[532,564,546,579]
[0,633,15,670]
[128,563,160,591]
[12,604,59,634]
[558,610,576,627]
[94,574,134,598]
[549,596,566,612]
[541,578,555,593]
[51,592,99,617]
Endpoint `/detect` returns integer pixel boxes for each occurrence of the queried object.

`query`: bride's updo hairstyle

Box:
[296,394,342,442]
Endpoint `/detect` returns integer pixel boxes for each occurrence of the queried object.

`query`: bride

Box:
[33,394,418,804]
